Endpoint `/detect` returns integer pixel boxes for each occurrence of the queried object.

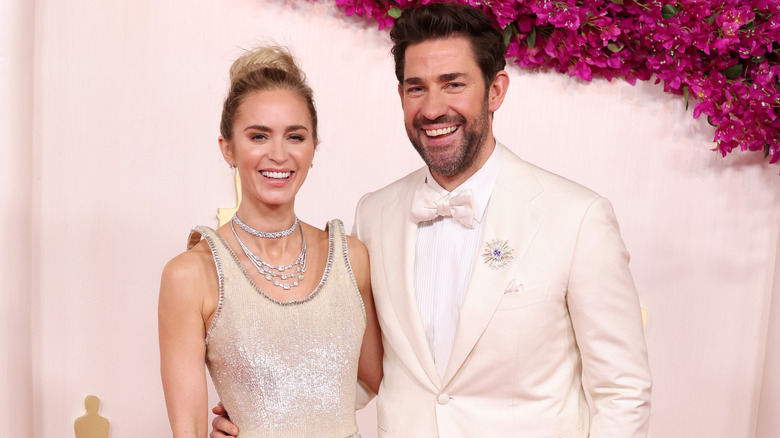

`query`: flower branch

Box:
[325,0,780,171]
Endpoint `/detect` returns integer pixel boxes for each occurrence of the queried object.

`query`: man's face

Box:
[399,36,493,184]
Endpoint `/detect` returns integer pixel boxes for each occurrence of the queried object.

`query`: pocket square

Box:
[505,279,524,294]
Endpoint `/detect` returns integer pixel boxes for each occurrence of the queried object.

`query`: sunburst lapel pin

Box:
[482,239,514,270]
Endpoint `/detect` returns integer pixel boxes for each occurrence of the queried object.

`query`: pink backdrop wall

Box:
[1,0,778,436]
[757,234,780,437]
[1,0,34,435]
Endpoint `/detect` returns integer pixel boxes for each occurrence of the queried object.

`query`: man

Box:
[213,3,651,437]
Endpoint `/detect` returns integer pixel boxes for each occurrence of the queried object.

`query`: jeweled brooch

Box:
[482,239,514,270]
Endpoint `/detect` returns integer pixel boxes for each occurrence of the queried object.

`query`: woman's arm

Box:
[346,235,383,395]
[159,248,215,437]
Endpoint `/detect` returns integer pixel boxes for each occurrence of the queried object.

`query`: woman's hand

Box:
[210,402,239,437]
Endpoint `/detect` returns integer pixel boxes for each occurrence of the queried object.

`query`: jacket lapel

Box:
[442,146,545,385]
[380,169,442,388]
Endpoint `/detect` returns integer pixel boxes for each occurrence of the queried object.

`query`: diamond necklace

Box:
[231,221,307,291]
[233,213,298,239]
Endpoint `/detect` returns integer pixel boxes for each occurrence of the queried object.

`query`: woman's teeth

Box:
[261,171,291,179]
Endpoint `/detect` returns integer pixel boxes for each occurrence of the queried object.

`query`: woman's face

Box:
[221,88,316,210]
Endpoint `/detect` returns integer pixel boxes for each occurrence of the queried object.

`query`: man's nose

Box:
[420,91,448,121]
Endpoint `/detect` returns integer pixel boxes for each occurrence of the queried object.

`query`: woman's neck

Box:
[235,202,296,232]
[232,202,301,262]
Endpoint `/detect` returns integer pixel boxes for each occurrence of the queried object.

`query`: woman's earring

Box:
[229,163,236,169]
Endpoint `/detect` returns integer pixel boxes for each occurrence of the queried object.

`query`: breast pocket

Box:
[496,284,550,310]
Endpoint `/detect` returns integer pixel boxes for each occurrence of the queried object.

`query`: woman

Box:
[159,45,383,438]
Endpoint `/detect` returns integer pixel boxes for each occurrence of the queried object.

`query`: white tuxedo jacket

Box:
[354,145,651,437]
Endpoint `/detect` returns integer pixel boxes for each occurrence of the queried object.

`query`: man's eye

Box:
[447,83,464,89]
[406,86,424,94]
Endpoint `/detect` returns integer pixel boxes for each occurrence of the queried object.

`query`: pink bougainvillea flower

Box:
[325,0,780,172]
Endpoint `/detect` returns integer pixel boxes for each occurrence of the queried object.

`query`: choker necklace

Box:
[231,221,307,291]
[232,213,298,239]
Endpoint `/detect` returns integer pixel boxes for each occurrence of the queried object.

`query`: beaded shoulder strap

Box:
[328,219,366,319]
[187,226,226,341]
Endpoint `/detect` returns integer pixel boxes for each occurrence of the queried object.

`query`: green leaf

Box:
[527,27,537,49]
[607,42,623,53]
[609,0,624,4]
[661,4,679,19]
[707,116,718,127]
[765,142,771,158]
[683,85,689,110]
[706,14,717,25]
[388,7,402,18]
[723,64,743,79]
[503,25,513,47]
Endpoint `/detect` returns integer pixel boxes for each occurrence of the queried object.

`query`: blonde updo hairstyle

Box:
[220,45,318,145]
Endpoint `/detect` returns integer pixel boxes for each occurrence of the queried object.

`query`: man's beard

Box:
[406,98,490,177]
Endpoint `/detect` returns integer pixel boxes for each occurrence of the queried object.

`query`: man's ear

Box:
[218,137,234,165]
[488,70,510,113]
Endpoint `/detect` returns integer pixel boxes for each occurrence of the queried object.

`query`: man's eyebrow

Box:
[403,73,467,85]
[439,72,466,82]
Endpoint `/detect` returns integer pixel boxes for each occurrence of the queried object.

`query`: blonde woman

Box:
[159,45,382,438]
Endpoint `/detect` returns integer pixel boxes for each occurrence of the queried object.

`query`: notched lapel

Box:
[443,147,545,385]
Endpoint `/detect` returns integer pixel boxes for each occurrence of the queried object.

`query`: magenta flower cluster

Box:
[325,0,780,170]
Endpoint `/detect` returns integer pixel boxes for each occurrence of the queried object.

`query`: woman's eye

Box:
[251,133,268,141]
[288,134,305,142]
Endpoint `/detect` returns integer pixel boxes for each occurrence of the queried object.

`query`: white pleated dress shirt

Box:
[414,145,502,377]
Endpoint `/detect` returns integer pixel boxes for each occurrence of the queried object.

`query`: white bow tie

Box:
[410,183,475,229]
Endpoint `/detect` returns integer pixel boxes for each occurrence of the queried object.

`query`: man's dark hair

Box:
[390,2,507,88]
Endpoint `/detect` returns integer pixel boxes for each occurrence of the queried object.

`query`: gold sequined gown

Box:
[188,220,365,438]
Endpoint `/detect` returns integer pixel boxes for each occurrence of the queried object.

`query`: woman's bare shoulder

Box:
[344,235,368,259]
[344,234,370,294]
[160,240,217,301]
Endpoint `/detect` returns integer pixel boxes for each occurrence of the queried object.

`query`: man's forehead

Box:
[405,35,473,57]
[403,36,479,77]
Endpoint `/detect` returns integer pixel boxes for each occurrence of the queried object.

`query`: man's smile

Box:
[424,126,459,137]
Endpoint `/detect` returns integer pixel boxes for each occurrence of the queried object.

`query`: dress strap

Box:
[187,226,226,341]
[327,219,366,320]
[187,228,204,251]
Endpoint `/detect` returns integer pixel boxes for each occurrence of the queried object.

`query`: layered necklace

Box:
[230,213,306,291]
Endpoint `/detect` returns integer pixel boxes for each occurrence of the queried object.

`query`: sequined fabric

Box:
[189,220,366,438]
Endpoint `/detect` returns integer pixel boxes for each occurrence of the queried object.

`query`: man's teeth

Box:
[425,126,457,137]
[261,171,291,179]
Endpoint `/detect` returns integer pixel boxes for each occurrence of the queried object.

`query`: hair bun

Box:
[229,45,304,84]
[220,44,318,142]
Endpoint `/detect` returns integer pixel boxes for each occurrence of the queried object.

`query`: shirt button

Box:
[437,393,450,405]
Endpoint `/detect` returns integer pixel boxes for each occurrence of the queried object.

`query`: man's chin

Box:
[422,155,463,176]
[419,138,458,156]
